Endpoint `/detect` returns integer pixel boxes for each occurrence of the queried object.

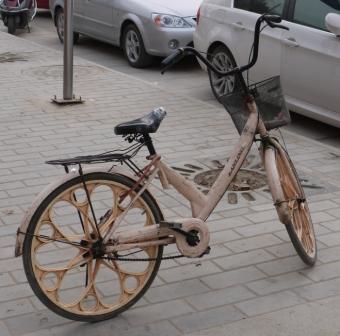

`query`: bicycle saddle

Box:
[114,107,167,135]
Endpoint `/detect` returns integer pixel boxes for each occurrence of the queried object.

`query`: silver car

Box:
[49,0,201,68]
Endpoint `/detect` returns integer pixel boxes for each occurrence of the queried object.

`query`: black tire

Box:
[55,8,79,44]
[273,145,317,266]
[122,24,153,68]
[208,45,239,102]
[23,172,163,322]
[7,16,16,34]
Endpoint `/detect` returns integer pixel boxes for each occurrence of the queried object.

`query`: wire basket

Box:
[220,76,290,134]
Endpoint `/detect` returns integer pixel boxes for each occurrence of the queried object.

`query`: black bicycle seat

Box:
[114,107,167,135]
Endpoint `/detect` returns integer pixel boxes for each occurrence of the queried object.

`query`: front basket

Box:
[220,76,290,134]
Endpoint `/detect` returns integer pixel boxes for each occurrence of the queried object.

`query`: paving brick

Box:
[4,309,71,335]
[214,249,274,270]
[227,234,283,253]
[246,272,312,295]
[301,260,340,282]
[293,277,340,301]
[312,212,336,224]
[218,207,253,218]
[0,283,33,302]
[201,266,266,290]
[186,285,255,310]
[309,200,339,212]
[317,232,340,247]
[234,220,284,237]
[159,261,221,283]
[318,246,340,263]
[320,220,340,232]
[327,208,340,219]
[256,256,308,276]
[124,299,194,326]
[265,242,298,258]
[171,304,245,333]
[210,229,241,245]
[208,216,252,232]
[0,272,15,287]
[235,291,305,316]
[245,210,278,223]
[0,322,10,336]
[313,223,331,236]
[0,298,35,318]
[145,279,209,303]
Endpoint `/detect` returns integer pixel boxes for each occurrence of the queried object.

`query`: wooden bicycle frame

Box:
[101,100,286,251]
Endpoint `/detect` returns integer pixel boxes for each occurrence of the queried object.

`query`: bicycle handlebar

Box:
[161,14,289,76]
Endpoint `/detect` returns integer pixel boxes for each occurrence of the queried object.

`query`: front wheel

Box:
[55,8,79,44]
[265,141,317,266]
[7,16,16,34]
[22,172,163,322]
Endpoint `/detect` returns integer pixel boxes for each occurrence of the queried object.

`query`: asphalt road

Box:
[1,10,339,148]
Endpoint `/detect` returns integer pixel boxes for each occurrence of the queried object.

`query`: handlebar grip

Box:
[263,14,282,23]
[161,49,184,74]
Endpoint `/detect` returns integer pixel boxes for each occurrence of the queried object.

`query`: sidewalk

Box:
[0,31,340,336]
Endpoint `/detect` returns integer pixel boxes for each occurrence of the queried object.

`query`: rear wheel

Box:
[265,142,317,266]
[23,172,163,322]
[7,16,16,34]
[55,8,79,44]
[208,45,239,102]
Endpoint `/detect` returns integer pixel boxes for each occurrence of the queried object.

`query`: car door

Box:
[81,0,119,43]
[231,0,288,82]
[73,0,85,31]
[281,0,340,123]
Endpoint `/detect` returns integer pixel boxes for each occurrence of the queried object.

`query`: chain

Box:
[18,230,185,262]
[101,254,184,262]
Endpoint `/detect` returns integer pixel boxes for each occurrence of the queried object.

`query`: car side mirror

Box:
[325,13,340,36]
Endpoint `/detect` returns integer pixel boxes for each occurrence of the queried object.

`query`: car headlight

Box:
[152,13,191,28]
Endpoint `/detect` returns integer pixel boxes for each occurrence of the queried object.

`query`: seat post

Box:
[143,133,156,155]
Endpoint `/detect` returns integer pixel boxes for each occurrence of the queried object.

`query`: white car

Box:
[194,0,340,128]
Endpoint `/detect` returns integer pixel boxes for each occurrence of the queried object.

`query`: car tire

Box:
[208,45,239,102]
[55,8,79,45]
[7,16,16,34]
[122,24,153,68]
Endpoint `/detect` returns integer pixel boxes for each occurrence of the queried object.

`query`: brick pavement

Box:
[0,31,340,335]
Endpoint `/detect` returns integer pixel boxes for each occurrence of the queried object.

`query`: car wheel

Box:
[7,16,16,34]
[55,8,79,44]
[208,45,239,102]
[123,24,153,68]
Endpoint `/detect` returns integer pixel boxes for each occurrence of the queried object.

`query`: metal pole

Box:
[52,0,83,104]
[63,0,73,100]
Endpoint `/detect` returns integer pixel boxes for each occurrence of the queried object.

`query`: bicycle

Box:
[14,14,316,322]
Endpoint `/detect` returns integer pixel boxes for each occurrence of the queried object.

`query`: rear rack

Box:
[46,140,145,175]
[46,153,131,166]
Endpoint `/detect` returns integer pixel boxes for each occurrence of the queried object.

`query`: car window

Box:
[234,0,285,16]
[293,0,340,31]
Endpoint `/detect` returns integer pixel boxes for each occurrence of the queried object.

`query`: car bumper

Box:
[143,24,195,57]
